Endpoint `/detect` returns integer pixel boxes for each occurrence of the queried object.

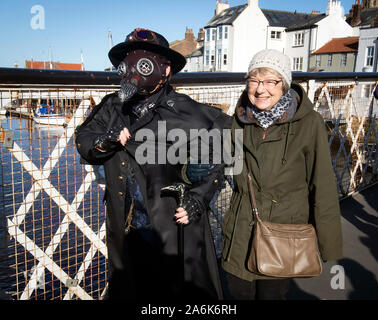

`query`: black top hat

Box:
[108,28,186,75]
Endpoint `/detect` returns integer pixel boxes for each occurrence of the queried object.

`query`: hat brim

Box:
[108,41,186,75]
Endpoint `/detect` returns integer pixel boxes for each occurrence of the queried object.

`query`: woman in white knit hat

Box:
[221,49,343,300]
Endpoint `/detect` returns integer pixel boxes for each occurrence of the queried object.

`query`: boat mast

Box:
[49,46,53,70]
[108,30,114,70]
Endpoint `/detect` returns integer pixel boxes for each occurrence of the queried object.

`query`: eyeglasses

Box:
[248,78,282,90]
[129,29,157,42]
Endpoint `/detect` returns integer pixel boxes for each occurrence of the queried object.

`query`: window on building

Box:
[271,31,282,39]
[293,57,303,71]
[327,54,332,67]
[362,84,373,98]
[315,55,321,67]
[212,29,216,41]
[217,49,222,69]
[294,32,304,46]
[223,48,228,66]
[366,46,374,66]
[211,50,215,66]
[224,26,228,39]
[205,50,209,66]
[218,26,223,40]
[340,53,347,67]
[206,29,210,42]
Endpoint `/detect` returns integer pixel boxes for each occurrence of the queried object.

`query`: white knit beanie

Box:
[247,49,292,87]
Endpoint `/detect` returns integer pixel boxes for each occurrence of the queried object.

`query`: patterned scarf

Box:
[249,90,293,128]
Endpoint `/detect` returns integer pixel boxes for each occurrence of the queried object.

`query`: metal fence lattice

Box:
[0,75,376,300]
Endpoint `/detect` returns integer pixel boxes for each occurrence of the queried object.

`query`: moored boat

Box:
[33,105,68,126]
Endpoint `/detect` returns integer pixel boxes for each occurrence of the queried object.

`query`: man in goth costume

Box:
[75,29,232,300]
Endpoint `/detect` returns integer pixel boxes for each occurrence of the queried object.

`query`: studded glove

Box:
[94,125,125,152]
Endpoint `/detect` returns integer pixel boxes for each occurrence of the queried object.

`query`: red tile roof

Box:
[313,37,359,54]
[25,60,84,70]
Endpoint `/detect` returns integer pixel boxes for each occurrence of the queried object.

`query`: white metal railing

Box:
[0,73,376,300]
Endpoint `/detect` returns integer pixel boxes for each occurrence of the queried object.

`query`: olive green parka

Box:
[222,83,343,281]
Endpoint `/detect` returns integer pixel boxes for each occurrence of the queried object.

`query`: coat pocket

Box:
[268,191,309,224]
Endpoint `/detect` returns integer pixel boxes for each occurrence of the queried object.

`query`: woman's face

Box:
[247,69,284,111]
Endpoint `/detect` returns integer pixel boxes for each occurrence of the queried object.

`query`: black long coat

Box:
[75,85,232,300]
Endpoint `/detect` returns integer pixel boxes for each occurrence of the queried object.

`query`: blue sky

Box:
[0,0,357,71]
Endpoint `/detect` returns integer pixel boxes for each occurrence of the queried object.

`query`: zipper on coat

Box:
[281,122,291,165]
[262,128,268,140]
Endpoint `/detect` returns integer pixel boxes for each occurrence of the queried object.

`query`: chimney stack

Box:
[215,0,230,16]
[371,11,378,27]
[248,0,259,7]
[185,27,194,41]
[197,28,205,42]
[350,1,362,26]
[326,0,343,17]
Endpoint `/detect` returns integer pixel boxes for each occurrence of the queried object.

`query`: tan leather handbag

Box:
[247,174,322,278]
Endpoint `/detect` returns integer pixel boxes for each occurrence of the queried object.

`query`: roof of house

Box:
[205,5,325,30]
[313,36,359,54]
[25,60,83,70]
[263,10,325,30]
[170,40,198,57]
[205,4,247,27]
[185,47,204,58]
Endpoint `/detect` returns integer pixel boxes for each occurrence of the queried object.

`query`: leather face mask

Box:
[117,49,170,102]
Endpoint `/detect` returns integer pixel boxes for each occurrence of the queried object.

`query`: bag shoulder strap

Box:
[247,173,260,220]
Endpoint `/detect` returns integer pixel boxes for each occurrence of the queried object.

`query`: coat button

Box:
[118,192,123,196]
[77,143,81,148]
[118,175,123,180]
[121,161,126,166]
[213,179,218,184]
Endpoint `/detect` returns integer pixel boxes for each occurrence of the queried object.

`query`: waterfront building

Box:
[310,37,359,72]
[25,59,84,71]
[172,0,377,73]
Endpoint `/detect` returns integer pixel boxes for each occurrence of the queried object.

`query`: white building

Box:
[348,1,378,72]
[184,47,204,72]
[286,1,355,72]
[355,26,378,71]
[203,0,269,72]
[200,0,361,72]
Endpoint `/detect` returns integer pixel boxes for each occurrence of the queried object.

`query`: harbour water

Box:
[0,117,107,299]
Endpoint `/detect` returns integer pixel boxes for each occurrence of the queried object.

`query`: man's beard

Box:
[118,79,138,103]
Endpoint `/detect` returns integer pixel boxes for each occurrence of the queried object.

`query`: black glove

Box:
[179,192,205,225]
[93,125,125,152]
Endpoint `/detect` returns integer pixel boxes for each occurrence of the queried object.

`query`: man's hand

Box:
[174,207,189,225]
[174,193,204,225]
[94,125,131,152]
[118,127,131,146]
